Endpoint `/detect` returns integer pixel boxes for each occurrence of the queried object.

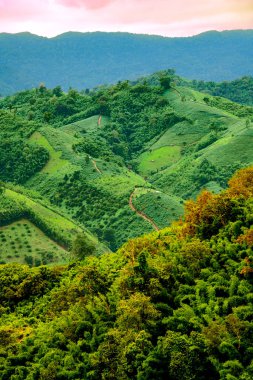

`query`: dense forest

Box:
[0,166,253,379]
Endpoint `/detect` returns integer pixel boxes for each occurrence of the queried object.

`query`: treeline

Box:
[183,76,253,106]
[0,85,97,125]
[0,166,253,379]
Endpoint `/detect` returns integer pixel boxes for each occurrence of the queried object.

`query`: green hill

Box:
[0,166,253,379]
[1,66,253,379]
[0,71,253,253]
[0,184,107,265]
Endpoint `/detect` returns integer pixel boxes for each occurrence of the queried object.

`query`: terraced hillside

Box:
[149,86,253,198]
[0,184,108,265]
[0,71,252,254]
[26,116,182,249]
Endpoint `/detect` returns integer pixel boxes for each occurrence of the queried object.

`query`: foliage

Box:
[71,233,96,260]
[0,167,253,379]
[0,111,49,183]
[184,76,253,106]
[0,69,253,251]
[1,30,253,95]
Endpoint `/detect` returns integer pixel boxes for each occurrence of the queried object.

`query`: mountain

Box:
[0,70,253,254]
[1,166,253,379]
[0,30,253,95]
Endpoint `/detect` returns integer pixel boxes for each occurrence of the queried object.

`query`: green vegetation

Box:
[0,64,253,379]
[0,71,253,251]
[137,146,181,176]
[0,167,253,379]
[0,111,49,183]
[0,185,106,263]
[182,75,253,106]
[0,219,67,266]
[29,132,68,174]
[133,189,184,229]
[1,30,253,95]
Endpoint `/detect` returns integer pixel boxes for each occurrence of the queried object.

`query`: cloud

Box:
[0,0,48,21]
[57,0,114,10]
[97,0,253,25]
[0,0,252,37]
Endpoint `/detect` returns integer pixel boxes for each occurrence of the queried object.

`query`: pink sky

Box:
[0,0,252,37]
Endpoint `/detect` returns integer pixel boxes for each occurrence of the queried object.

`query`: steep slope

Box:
[148,86,253,198]
[26,116,183,249]
[0,73,252,250]
[0,183,108,264]
[0,30,253,94]
[0,166,253,379]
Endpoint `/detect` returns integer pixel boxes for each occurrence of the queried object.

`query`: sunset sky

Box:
[0,0,252,37]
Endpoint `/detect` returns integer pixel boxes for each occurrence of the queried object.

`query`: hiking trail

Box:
[129,188,159,231]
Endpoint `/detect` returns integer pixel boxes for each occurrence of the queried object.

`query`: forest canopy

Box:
[0,166,253,379]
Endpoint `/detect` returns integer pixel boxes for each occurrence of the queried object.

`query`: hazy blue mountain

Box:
[0,30,253,95]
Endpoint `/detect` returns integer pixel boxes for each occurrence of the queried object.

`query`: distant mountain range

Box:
[0,29,253,95]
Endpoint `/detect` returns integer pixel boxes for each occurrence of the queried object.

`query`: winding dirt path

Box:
[98,115,102,126]
[129,189,159,231]
[92,159,102,174]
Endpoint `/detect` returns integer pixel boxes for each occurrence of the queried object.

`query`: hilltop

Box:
[0,30,253,95]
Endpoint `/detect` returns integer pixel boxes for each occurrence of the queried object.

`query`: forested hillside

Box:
[0,29,253,95]
[0,166,253,379]
[0,70,253,252]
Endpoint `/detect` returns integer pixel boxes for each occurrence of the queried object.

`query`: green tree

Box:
[71,234,96,260]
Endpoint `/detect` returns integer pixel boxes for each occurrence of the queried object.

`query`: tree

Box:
[52,85,63,97]
[71,233,96,260]
[159,75,172,90]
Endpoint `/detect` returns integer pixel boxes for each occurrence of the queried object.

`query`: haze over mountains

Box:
[0,29,253,95]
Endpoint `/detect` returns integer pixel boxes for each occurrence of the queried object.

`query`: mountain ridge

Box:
[0,29,253,95]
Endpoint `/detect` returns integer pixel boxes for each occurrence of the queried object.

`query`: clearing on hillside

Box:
[0,219,68,266]
[29,131,69,174]
[138,146,181,176]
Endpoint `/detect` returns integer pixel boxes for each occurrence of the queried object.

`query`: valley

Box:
[0,71,252,255]
[0,67,253,379]
[1,0,253,376]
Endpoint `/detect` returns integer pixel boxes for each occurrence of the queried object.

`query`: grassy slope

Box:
[29,132,69,174]
[131,187,184,229]
[137,146,181,176]
[25,115,184,248]
[0,185,108,265]
[0,219,68,266]
[2,82,252,253]
[144,87,253,198]
[136,86,237,178]
[23,88,253,248]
